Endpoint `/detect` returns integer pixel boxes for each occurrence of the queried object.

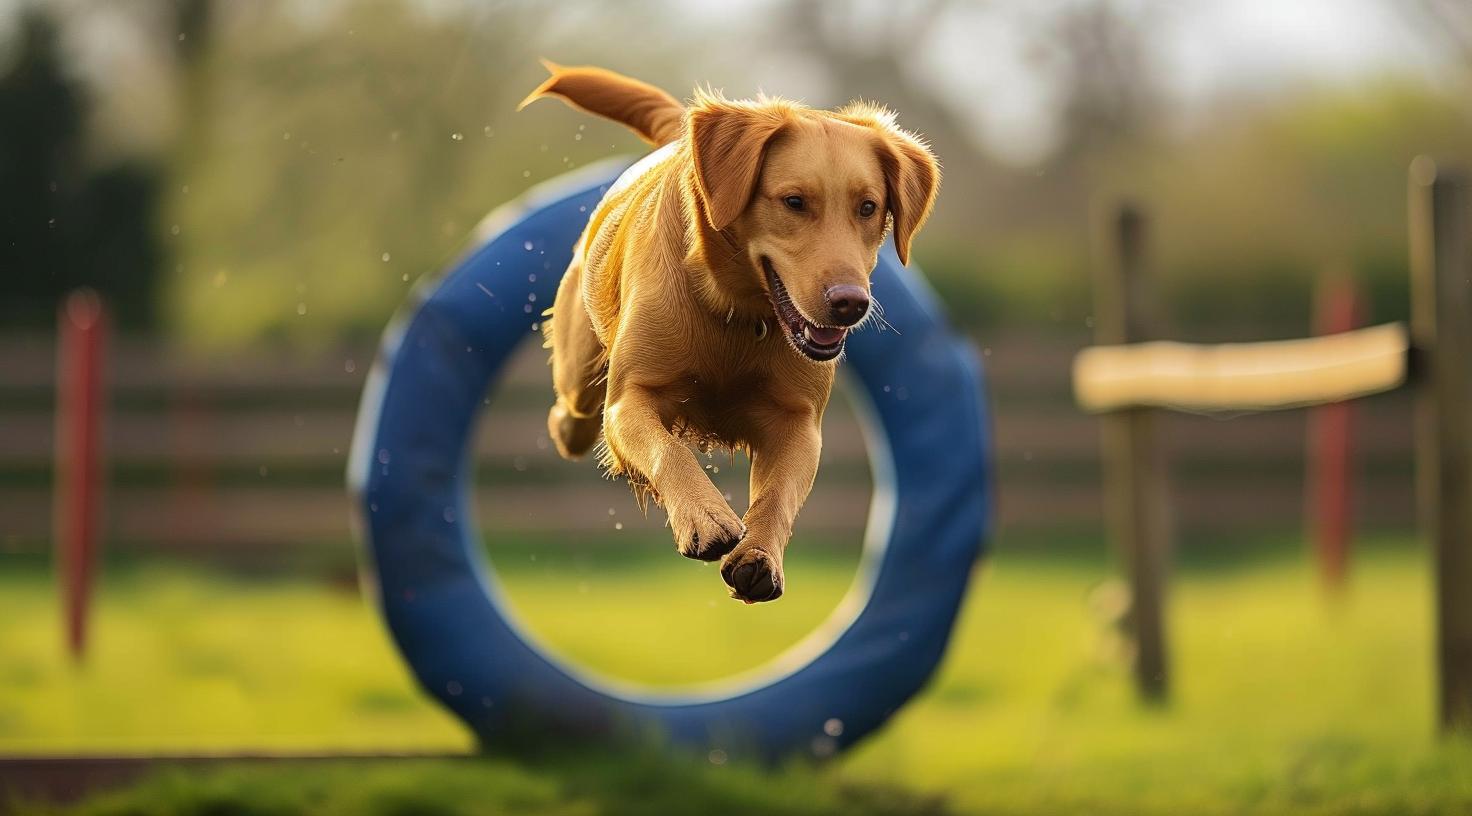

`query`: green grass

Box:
[4,534,1472,814]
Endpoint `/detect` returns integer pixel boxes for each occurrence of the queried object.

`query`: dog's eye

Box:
[783,195,805,212]
[858,200,878,218]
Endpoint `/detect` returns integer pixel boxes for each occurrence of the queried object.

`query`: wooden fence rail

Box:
[1076,157,1472,732]
[1,333,1423,556]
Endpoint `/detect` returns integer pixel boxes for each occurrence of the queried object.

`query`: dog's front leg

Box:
[723,411,821,603]
[603,383,746,561]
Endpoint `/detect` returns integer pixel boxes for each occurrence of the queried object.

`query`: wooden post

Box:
[1409,157,1472,732]
[54,289,108,662]
[1306,272,1361,593]
[1094,202,1171,701]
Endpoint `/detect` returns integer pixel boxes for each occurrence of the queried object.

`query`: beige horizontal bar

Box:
[1074,322,1409,413]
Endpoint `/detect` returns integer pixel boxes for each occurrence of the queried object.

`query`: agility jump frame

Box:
[1072,158,1472,732]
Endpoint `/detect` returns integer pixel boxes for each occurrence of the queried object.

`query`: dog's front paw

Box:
[670,500,745,562]
[721,546,783,604]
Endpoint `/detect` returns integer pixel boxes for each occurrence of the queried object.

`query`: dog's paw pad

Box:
[674,506,744,562]
[547,403,600,460]
[721,548,783,603]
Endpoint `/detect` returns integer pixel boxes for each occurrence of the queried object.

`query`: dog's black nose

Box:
[825,284,870,327]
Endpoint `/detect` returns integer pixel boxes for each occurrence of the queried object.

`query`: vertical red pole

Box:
[54,289,108,662]
[1307,274,1360,592]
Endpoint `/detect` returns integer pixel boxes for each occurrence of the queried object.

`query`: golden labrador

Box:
[520,63,939,603]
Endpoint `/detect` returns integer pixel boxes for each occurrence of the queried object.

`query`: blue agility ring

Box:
[348,159,991,761]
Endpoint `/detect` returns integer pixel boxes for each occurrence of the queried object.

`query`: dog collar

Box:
[725,305,770,341]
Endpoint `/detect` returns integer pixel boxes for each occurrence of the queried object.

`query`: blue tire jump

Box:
[348,159,992,761]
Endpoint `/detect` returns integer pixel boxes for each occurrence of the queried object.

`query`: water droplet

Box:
[523,304,533,313]
[823,718,844,737]
[297,302,307,316]
[378,449,391,465]
[450,132,464,141]
[282,131,291,140]
[615,522,623,530]
[446,680,462,695]
[484,126,494,138]
[523,241,534,251]
[381,252,391,262]
[345,359,357,373]
[708,749,727,765]
[443,507,456,523]
[522,170,531,178]
[170,224,181,236]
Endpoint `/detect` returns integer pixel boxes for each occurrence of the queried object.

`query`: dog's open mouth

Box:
[761,258,846,363]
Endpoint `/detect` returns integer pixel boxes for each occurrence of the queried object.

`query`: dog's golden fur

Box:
[521,62,939,602]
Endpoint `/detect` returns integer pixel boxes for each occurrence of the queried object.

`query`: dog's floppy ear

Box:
[688,92,790,230]
[877,128,939,266]
[839,103,940,266]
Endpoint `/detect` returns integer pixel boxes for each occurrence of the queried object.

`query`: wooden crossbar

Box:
[1073,322,1410,413]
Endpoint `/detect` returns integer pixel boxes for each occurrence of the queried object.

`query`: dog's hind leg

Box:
[545,259,606,460]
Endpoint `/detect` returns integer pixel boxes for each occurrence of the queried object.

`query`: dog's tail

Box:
[518,60,685,147]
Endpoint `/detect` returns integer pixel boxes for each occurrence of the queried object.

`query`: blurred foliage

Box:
[4,1,1472,343]
[1124,81,1472,337]
[936,80,1472,338]
[164,0,663,348]
[0,11,164,330]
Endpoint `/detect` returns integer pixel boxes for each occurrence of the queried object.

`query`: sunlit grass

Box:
[0,564,467,753]
[482,539,863,686]
[4,535,1472,813]
[848,539,1472,814]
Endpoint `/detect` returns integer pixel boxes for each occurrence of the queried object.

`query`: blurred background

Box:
[4,0,1472,813]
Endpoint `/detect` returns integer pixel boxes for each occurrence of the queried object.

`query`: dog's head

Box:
[688,92,939,363]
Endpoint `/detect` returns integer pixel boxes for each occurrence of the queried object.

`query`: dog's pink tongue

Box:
[804,324,846,346]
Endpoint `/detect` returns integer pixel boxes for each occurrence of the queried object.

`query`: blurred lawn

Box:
[4,535,1472,814]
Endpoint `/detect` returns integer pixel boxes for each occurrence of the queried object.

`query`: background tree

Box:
[0,9,164,330]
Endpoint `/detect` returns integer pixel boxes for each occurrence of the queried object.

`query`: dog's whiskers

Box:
[854,294,898,335]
